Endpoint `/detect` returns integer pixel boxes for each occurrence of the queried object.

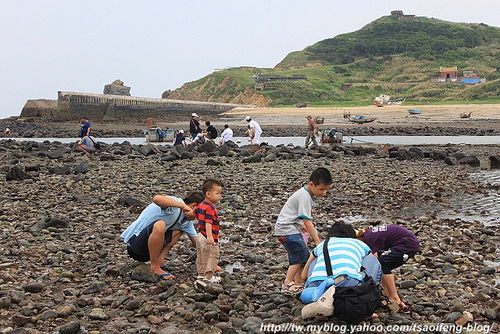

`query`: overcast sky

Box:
[0,0,498,119]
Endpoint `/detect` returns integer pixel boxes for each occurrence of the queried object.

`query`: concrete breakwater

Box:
[20,91,255,121]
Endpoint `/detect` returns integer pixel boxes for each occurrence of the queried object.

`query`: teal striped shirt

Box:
[307,237,370,284]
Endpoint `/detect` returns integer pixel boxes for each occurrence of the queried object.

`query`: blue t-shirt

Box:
[307,237,371,284]
[120,196,197,244]
[80,122,91,137]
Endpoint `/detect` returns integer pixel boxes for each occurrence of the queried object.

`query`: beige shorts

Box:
[196,233,220,275]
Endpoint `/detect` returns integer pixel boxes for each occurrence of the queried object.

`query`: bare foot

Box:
[151,268,175,280]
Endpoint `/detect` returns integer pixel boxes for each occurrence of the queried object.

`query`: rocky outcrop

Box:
[103,80,131,96]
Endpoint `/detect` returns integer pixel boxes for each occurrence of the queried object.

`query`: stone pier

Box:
[21,91,255,121]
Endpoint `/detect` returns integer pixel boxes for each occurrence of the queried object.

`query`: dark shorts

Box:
[378,248,417,274]
[127,225,173,262]
[281,234,310,265]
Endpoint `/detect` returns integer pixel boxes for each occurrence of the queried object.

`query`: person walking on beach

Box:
[245,116,262,144]
[305,115,318,147]
[195,179,224,283]
[275,167,332,294]
[80,119,92,138]
[120,192,204,279]
[190,113,202,140]
[357,224,420,312]
[220,124,234,144]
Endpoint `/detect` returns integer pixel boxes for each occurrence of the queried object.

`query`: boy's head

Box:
[183,192,204,218]
[202,179,223,204]
[307,167,333,197]
[205,120,211,126]
[224,124,229,129]
[328,222,356,238]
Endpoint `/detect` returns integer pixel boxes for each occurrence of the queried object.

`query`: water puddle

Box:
[224,261,244,274]
[439,170,500,226]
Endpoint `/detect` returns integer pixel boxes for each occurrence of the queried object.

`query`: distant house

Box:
[461,70,484,84]
[438,66,458,82]
[390,10,416,21]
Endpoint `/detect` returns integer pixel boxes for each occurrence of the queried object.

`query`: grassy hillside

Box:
[164,15,500,107]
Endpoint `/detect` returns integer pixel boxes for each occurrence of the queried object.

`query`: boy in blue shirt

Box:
[274,167,333,294]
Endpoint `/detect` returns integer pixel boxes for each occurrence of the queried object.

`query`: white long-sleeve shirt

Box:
[220,127,234,143]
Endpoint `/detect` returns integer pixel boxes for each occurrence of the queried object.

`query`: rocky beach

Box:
[0,137,499,334]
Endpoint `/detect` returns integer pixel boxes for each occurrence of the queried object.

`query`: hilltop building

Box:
[438,66,459,82]
[390,10,416,21]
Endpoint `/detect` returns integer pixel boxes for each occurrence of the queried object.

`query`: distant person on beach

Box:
[274,167,332,294]
[245,116,262,144]
[174,130,187,146]
[120,192,204,279]
[78,135,98,156]
[305,115,318,147]
[205,121,218,141]
[300,222,382,320]
[195,179,224,283]
[357,224,420,313]
[80,119,92,138]
[191,130,209,146]
[4,128,12,135]
[190,113,202,139]
[220,124,234,144]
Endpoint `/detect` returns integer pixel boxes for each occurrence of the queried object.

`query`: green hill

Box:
[164,14,500,107]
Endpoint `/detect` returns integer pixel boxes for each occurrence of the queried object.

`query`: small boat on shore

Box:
[408,109,423,115]
[349,116,377,124]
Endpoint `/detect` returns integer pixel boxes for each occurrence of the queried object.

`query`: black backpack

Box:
[323,238,382,324]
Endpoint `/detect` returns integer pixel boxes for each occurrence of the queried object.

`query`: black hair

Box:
[309,167,333,186]
[224,124,229,129]
[202,179,223,195]
[205,121,211,126]
[184,192,204,204]
[328,222,356,238]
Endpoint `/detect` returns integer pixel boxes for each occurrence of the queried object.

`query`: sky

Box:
[0,0,498,119]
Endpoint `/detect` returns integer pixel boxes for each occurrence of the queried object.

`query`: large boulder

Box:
[6,164,31,181]
[458,156,480,167]
[490,156,500,169]
[103,79,131,96]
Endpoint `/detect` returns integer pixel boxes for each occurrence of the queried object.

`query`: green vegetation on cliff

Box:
[165,15,500,107]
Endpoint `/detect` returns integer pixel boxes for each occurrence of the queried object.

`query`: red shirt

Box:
[195,200,220,242]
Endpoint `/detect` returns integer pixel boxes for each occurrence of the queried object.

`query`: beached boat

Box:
[372,94,405,107]
[349,116,377,124]
[144,127,175,142]
[407,109,423,115]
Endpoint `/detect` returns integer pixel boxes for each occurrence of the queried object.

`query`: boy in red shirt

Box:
[195,179,223,283]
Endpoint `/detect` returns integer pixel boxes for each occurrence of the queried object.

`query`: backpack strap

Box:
[322,237,333,277]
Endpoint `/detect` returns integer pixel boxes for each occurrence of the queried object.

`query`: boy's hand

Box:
[206,236,215,245]
[183,206,196,219]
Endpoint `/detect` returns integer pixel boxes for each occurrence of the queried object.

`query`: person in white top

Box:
[220,124,234,144]
[245,116,262,144]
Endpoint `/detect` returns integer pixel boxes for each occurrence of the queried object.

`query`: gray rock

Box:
[480,267,495,275]
[241,317,263,333]
[400,280,417,289]
[458,156,480,167]
[490,155,500,169]
[242,154,261,163]
[131,267,159,283]
[31,217,68,231]
[72,162,89,174]
[444,311,462,323]
[200,140,218,153]
[23,282,44,293]
[138,145,156,156]
[47,150,63,159]
[263,153,277,162]
[58,321,81,334]
[88,308,109,320]
[206,159,223,166]
[103,79,131,96]
[6,164,31,181]
[444,157,457,165]
[49,165,71,175]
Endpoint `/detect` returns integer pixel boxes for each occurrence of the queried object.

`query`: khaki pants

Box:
[305,130,318,147]
[196,233,220,275]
